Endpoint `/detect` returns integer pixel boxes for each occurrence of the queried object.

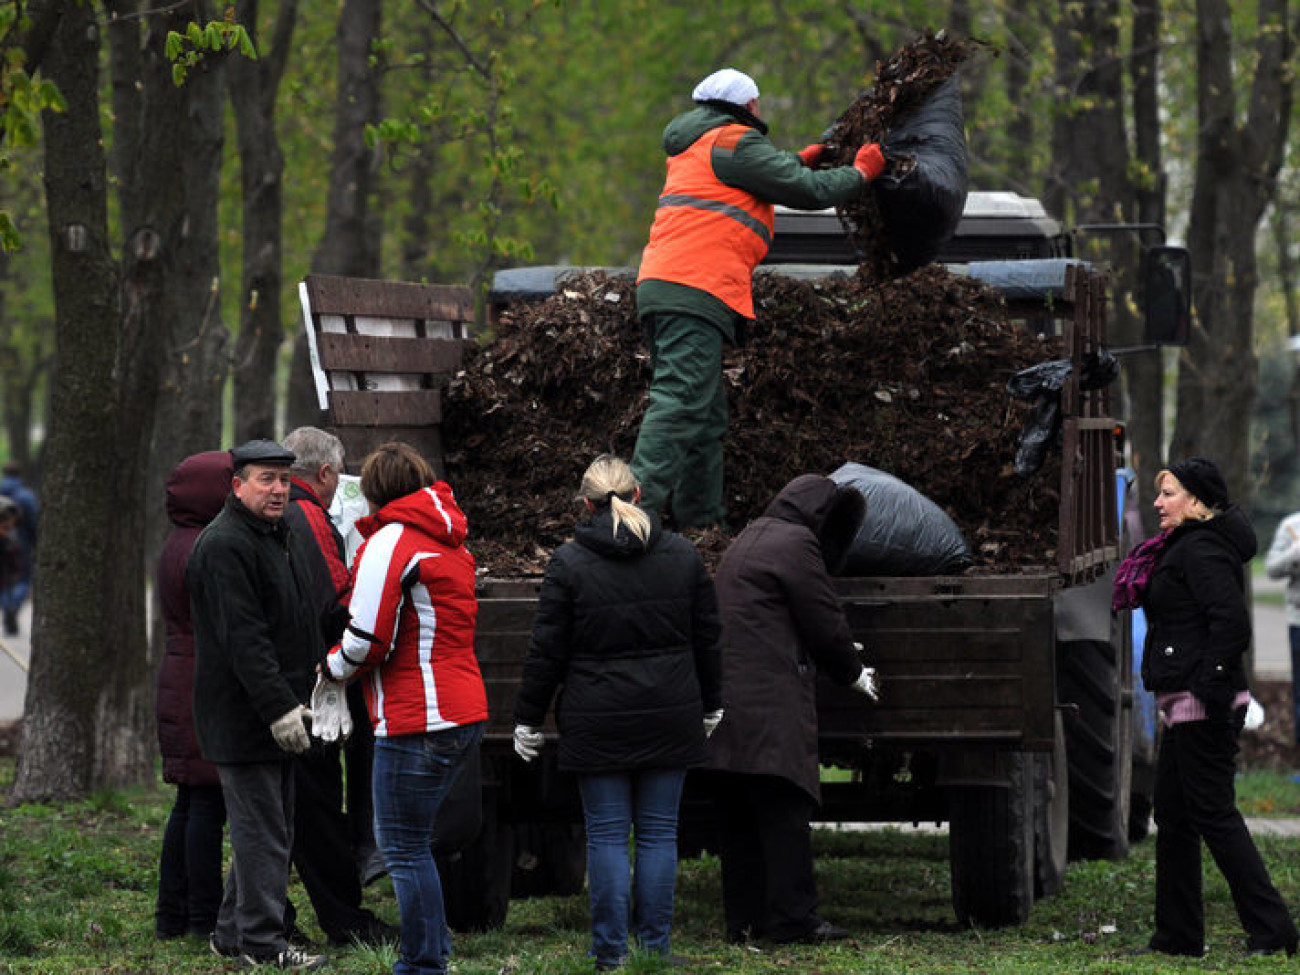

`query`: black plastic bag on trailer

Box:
[873,74,969,272]
[1007,349,1119,476]
[829,462,973,575]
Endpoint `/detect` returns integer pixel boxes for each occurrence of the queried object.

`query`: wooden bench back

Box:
[298,274,476,473]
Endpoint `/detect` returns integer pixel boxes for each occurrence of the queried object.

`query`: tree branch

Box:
[414,0,491,81]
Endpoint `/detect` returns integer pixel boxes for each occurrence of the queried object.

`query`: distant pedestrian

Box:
[1116,457,1298,958]
[1264,508,1300,744]
[0,461,38,636]
[512,454,722,971]
[153,450,231,941]
[0,497,22,625]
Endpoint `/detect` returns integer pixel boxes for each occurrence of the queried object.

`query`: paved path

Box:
[1252,574,1292,681]
[826,818,1300,836]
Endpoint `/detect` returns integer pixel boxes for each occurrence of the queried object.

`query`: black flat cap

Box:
[231,438,296,468]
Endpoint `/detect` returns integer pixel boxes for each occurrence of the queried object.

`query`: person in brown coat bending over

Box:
[702,474,880,945]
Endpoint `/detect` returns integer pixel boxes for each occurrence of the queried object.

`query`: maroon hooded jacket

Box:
[155,450,232,786]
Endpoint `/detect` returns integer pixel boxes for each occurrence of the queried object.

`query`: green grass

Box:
[1237,770,1300,816]
[1,768,1299,973]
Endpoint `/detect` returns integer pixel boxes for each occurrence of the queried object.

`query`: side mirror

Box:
[1142,245,1192,346]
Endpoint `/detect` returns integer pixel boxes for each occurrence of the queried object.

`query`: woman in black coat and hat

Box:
[1115,456,1297,958]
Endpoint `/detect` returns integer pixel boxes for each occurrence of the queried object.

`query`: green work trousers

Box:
[631,313,728,529]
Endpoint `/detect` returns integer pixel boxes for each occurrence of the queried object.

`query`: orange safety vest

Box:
[636,124,775,319]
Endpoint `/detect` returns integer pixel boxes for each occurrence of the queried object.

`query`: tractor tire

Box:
[949,751,1035,927]
[1033,712,1070,899]
[1057,638,1132,861]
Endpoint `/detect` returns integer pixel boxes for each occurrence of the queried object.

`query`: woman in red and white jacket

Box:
[325,441,486,975]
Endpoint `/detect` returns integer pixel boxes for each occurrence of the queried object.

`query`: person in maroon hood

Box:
[153,450,232,940]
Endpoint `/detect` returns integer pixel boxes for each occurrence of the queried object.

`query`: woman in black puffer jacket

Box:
[1116,456,1297,958]
[153,450,232,939]
[512,455,722,972]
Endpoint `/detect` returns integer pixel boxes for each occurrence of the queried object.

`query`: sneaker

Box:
[238,946,327,970]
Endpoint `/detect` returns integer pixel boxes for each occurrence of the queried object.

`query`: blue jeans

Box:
[578,768,686,968]
[373,723,484,975]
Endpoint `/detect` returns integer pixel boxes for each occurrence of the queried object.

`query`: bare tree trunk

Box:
[1271,204,1300,455]
[230,0,297,443]
[101,0,230,788]
[400,18,436,283]
[285,0,383,431]
[1047,0,1130,228]
[1126,0,1168,537]
[14,0,121,801]
[1171,0,1293,506]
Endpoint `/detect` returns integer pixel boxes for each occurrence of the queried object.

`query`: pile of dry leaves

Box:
[443,266,1061,577]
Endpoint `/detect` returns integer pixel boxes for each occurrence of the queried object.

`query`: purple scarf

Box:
[1112,530,1173,611]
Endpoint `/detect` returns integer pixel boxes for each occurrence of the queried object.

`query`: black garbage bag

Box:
[1008,349,1119,476]
[873,74,969,272]
[829,462,973,576]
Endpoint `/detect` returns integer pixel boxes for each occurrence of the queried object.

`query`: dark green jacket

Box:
[636,101,864,341]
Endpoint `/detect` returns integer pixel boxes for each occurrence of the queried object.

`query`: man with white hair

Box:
[280,426,395,949]
[632,67,886,530]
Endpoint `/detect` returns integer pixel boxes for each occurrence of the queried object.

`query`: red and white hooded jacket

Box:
[325,482,487,737]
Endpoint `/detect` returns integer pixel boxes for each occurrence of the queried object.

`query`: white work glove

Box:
[851,664,880,702]
[1244,696,1266,731]
[513,724,545,762]
[271,705,313,754]
[310,674,353,743]
[703,709,724,738]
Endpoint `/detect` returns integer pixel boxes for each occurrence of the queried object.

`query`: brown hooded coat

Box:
[703,474,865,802]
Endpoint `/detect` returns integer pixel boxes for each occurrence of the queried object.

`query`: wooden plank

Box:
[315,332,467,374]
[328,389,443,426]
[331,426,445,477]
[305,273,475,324]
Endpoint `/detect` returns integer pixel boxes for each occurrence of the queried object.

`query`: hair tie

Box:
[605,490,619,503]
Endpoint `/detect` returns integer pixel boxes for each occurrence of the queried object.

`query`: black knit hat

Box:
[1167,456,1229,510]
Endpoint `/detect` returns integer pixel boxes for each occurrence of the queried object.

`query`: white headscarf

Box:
[691,68,760,106]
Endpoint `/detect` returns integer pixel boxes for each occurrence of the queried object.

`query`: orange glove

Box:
[797,143,825,167]
[853,143,886,180]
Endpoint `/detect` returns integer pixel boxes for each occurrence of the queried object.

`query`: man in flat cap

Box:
[632,67,887,530]
[189,439,327,970]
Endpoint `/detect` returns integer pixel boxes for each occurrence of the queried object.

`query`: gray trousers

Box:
[214,760,296,958]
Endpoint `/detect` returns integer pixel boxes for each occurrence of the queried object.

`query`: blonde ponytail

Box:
[578,455,651,546]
